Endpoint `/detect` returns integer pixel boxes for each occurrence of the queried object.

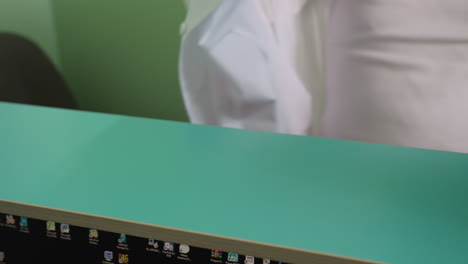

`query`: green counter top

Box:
[1,102,467,264]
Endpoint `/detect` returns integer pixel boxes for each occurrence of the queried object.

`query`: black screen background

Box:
[0,213,287,264]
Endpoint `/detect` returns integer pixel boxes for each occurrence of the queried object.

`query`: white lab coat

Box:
[180,0,468,153]
[179,0,328,135]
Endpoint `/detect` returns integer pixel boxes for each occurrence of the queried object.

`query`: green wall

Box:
[0,0,61,67]
[52,1,189,121]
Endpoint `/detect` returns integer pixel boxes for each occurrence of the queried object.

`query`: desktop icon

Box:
[0,251,4,261]
[89,229,99,239]
[211,250,223,259]
[118,234,127,244]
[245,256,255,264]
[263,259,270,264]
[104,251,113,261]
[60,224,70,234]
[46,221,56,231]
[179,244,190,254]
[6,215,15,225]
[164,242,174,252]
[19,217,28,228]
[227,253,239,262]
[148,239,158,248]
[118,253,129,264]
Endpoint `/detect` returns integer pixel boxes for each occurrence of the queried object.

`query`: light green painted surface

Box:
[0,0,61,67]
[1,102,468,264]
[51,1,188,122]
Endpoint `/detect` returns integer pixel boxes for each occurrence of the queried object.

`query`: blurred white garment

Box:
[180,0,468,153]
[179,0,329,135]
[323,0,468,153]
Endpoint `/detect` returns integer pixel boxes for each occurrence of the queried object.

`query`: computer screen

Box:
[0,213,286,264]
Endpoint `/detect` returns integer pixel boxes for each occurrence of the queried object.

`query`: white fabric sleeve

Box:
[179,0,313,135]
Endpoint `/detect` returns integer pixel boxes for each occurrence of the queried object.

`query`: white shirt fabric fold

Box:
[179,0,321,135]
[324,0,468,153]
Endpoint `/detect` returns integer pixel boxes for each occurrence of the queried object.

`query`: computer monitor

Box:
[0,200,376,264]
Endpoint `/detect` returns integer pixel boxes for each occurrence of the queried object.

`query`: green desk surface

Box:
[1,102,467,264]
